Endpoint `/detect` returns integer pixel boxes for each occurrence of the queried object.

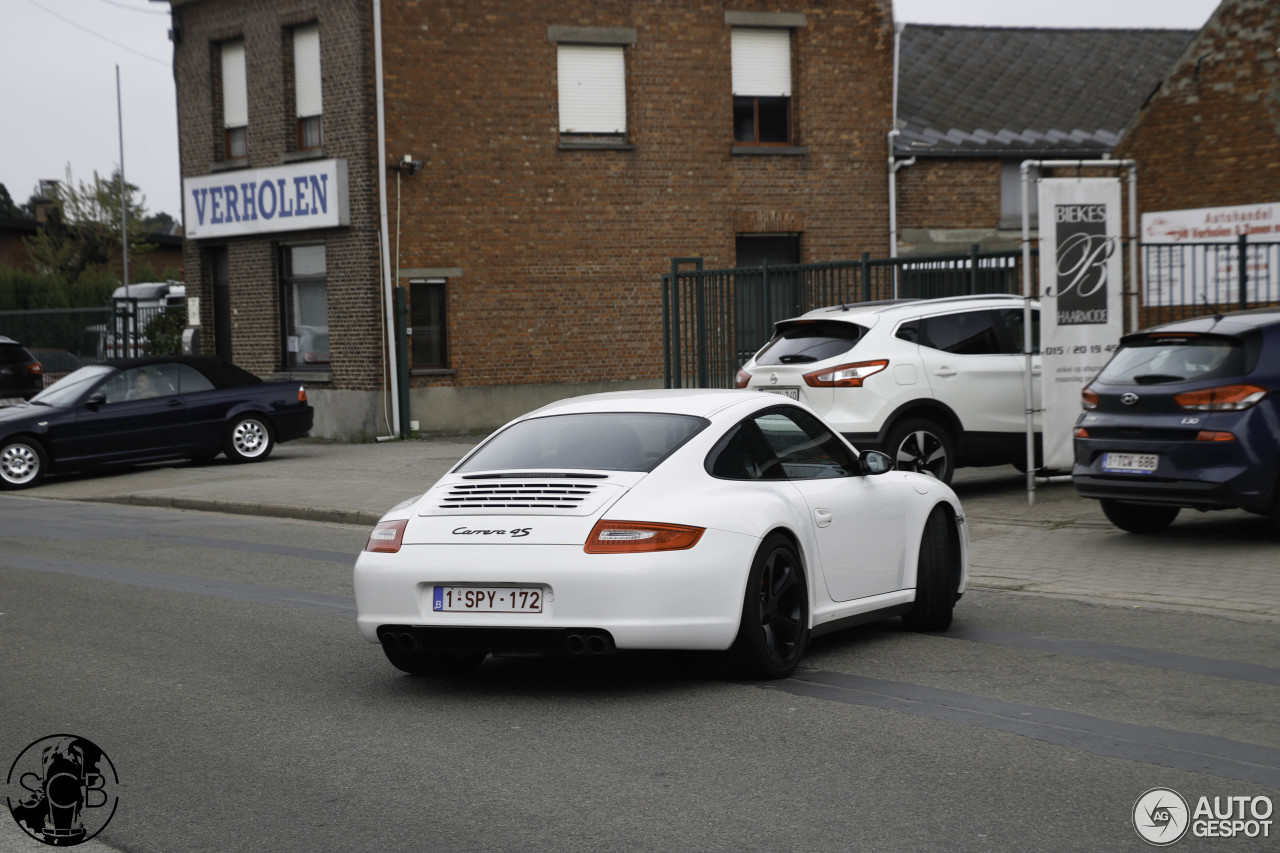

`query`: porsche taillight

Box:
[1174,384,1268,412]
[585,520,704,554]
[365,519,408,553]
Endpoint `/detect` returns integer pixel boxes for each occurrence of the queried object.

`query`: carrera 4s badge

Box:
[452,527,532,538]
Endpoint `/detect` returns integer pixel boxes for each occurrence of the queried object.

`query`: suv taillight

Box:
[734,369,751,389]
[26,362,42,376]
[803,360,888,388]
[1081,387,1098,410]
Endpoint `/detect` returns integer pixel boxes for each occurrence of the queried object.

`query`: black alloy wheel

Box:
[887,418,955,483]
[902,506,957,632]
[730,534,810,679]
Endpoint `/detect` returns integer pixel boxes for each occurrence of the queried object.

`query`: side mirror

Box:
[859,449,894,476]
[84,392,106,409]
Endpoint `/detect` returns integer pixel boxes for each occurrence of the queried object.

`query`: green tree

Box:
[0,183,30,220]
[22,165,153,280]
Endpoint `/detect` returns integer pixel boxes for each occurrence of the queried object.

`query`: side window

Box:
[219,39,248,160]
[175,363,215,394]
[920,310,1003,355]
[102,365,178,404]
[732,28,792,144]
[706,422,784,481]
[895,320,921,344]
[995,307,1039,355]
[754,409,857,479]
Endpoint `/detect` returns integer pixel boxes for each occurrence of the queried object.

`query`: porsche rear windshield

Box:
[1096,336,1249,385]
[457,412,708,473]
[754,320,867,365]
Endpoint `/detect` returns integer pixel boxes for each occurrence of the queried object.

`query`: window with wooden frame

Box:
[292,23,322,150]
[731,28,792,144]
[220,39,248,159]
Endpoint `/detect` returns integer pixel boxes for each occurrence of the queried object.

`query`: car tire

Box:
[1100,499,1180,534]
[381,640,487,677]
[886,418,956,483]
[728,533,810,680]
[0,438,47,490]
[224,415,274,463]
[902,506,957,632]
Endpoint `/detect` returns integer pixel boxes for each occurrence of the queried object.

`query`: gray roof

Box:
[895,25,1195,158]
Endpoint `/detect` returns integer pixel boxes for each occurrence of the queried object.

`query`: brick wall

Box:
[382,0,894,388]
[1116,0,1280,213]
[896,158,1002,230]
[171,0,383,391]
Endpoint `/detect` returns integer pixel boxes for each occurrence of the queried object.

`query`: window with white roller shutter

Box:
[731,28,791,144]
[557,44,626,135]
[220,40,248,159]
[293,24,322,150]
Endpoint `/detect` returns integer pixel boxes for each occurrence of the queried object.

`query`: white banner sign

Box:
[1038,178,1125,470]
[184,159,349,239]
[1141,202,1279,306]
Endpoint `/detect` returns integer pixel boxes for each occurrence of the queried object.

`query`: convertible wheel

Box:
[0,438,47,490]
[902,506,957,632]
[886,418,955,483]
[224,415,274,463]
[729,534,809,679]
[381,640,487,677]
[1100,499,1180,534]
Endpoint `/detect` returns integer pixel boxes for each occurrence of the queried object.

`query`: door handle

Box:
[165,398,183,407]
[932,367,957,378]
[814,508,833,528]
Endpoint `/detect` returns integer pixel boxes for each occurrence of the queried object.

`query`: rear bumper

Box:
[272,406,314,443]
[353,529,761,652]
[1072,437,1275,512]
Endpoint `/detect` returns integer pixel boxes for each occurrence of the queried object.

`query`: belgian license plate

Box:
[1102,452,1159,474]
[433,586,542,613]
[761,387,800,400]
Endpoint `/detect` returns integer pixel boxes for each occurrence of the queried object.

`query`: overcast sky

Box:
[1,0,1223,223]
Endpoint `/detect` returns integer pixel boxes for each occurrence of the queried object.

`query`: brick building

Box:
[166,0,895,439]
[1115,0,1280,215]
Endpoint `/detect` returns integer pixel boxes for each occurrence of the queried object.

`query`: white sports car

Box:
[354,390,968,679]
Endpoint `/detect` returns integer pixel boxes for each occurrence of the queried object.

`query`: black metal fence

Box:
[664,237,1280,390]
[662,248,1036,389]
[0,302,182,381]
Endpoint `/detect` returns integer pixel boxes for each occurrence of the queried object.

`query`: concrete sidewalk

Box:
[20,437,1280,620]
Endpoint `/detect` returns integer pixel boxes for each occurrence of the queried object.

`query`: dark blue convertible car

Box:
[0,356,313,489]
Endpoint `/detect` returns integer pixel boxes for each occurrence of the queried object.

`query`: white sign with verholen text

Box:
[183,159,350,239]
[1037,178,1125,470]
[1142,201,1280,306]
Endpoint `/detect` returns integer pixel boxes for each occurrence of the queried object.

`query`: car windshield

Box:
[457,412,708,473]
[754,320,866,365]
[1096,337,1246,385]
[28,365,113,406]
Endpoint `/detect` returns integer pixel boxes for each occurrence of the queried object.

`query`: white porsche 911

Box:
[354,389,968,679]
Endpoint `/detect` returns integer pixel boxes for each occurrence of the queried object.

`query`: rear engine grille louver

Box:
[439,482,600,510]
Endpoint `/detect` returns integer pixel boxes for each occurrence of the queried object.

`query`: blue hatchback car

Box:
[1072,307,1280,535]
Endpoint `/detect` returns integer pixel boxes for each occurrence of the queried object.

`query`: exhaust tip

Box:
[585,634,609,655]
[565,633,586,655]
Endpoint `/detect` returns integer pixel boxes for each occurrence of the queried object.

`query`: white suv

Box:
[735,294,1041,483]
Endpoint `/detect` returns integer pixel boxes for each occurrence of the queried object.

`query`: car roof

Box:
[1136,307,1280,338]
[525,389,784,421]
[793,293,1033,323]
[103,355,263,389]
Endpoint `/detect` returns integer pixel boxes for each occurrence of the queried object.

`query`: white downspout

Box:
[373,0,401,439]
[888,21,915,296]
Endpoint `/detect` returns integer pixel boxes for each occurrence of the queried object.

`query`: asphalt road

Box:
[2,497,1278,852]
